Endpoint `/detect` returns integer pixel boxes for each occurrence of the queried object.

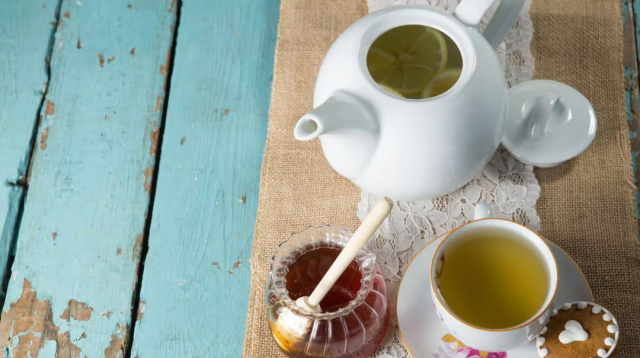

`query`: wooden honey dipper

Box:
[295,197,394,313]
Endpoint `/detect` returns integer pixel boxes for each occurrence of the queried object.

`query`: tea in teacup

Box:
[437,228,550,329]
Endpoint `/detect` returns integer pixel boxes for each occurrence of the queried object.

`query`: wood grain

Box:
[0,0,176,357]
[128,0,279,357]
[0,0,60,302]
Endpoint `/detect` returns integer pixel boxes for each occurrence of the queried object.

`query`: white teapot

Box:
[294,1,596,201]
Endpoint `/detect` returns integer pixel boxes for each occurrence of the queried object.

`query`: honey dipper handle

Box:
[306,197,393,310]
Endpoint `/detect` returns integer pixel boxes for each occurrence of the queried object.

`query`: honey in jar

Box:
[285,247,362,313]
[266,225,390,357]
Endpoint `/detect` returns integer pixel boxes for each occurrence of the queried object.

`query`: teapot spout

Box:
[294,117,323,141]
[294,91,378,180]
[294,92,375,141]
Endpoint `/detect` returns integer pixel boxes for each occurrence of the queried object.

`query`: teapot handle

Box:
[455,0,526,49]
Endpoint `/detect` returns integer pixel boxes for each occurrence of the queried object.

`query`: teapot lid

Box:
[502,80,597,168]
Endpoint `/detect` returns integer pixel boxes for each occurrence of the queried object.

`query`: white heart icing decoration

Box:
[559,320,589,344]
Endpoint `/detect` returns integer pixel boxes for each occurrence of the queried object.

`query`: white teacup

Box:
[429,203,559,352]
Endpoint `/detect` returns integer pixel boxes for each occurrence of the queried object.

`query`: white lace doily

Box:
[360,1,539,357]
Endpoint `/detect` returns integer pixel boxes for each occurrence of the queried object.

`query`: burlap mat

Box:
[244,0,640,356]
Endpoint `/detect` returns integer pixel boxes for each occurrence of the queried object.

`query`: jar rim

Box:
[269,224,379,320]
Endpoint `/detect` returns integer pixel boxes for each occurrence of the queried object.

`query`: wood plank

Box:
[129,0,279,356]
[0,0,176,357]
[0,0,60,301]
[622,0,640,242]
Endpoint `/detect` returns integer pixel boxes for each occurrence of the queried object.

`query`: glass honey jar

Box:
[266,225,390,357]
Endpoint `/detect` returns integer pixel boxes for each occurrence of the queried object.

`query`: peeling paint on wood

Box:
[129,1,279,356]
[137,300,146,321]
[155,95,163,112]
[40,128,49,150]
[0,1,177,356]
[104,323,127,358]
[132,233,143,261]
[45,100,55,115]
[0,280,83,358]
[77,38,83,49]
[144,167,153,193]
[150,125,160,156]
[60,299,94,321]
[130,48,136,57]
[63,12,70,18]
[228,260,242,274]
[98,53,105,67]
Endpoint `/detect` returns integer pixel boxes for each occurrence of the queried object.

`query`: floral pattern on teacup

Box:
[433,334,507,358]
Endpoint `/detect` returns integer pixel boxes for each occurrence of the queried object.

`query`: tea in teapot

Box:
[367,24,463,99]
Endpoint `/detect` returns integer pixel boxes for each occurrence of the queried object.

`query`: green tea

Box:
[437,229,549,329]
[367,25,462,99]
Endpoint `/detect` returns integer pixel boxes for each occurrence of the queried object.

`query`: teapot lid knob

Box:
[502,80,597,168]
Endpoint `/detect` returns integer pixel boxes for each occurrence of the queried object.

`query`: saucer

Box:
[397,235,592,358]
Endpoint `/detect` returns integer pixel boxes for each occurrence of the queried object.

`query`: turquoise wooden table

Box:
[1,1,640,358]
[0,0,278,357]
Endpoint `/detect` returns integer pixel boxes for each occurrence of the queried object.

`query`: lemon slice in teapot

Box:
[367,25,448,97]
[378,84,405,97]
[421,68,462,98]
[367,48,397,73]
